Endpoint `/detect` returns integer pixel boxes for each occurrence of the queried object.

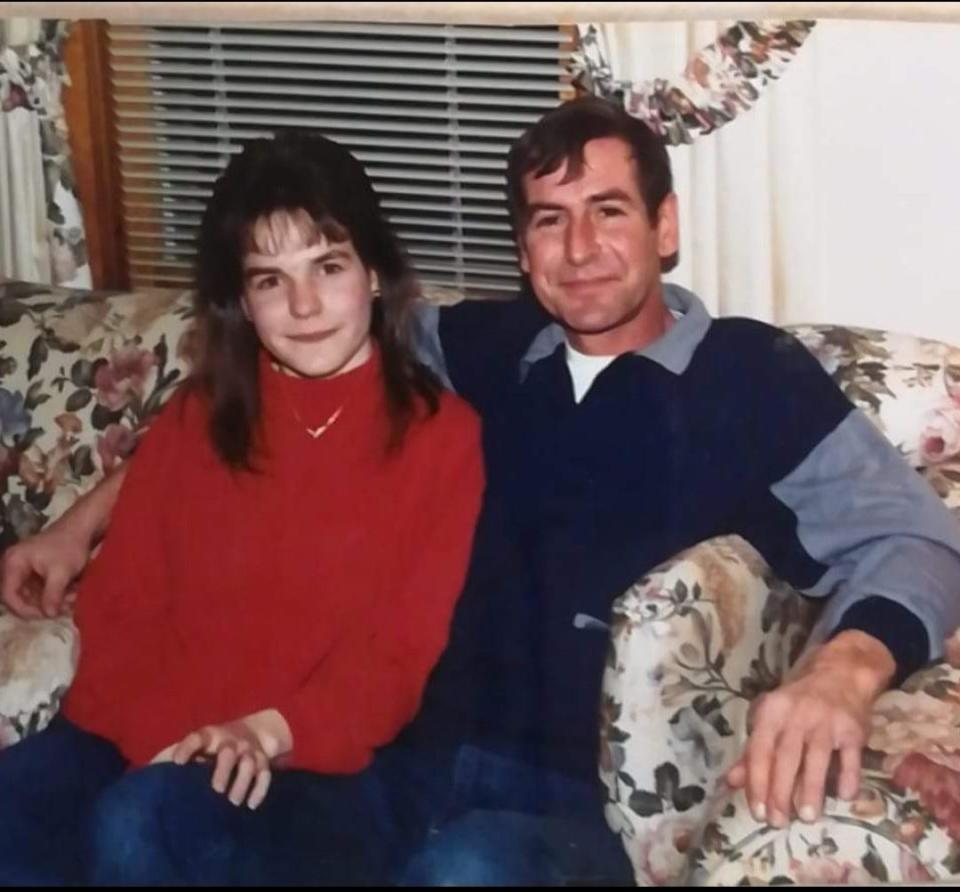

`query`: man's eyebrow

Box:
[526,201,566,215]
[587,189,634,204]
[243,247,350,278]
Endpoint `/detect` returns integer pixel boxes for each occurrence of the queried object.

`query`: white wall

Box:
[607,19,960,344]
[769,19,960,342]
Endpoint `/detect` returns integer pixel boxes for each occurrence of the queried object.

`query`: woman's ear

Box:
[369,269,381,297]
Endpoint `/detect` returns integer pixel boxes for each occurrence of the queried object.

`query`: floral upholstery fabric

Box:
[603,323,960,884]
[0,282,195,744]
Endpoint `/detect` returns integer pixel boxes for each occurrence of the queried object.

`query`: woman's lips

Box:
[288,330,335,343]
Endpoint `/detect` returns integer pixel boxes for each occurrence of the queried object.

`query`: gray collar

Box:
[519,283,713,380]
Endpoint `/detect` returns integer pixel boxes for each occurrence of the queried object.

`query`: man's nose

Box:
[288,280,322,318]
[565,213,599,265]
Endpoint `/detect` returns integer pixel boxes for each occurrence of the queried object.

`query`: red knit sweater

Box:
[62,349,484,773]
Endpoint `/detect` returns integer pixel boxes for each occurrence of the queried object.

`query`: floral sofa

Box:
[602,326,960,885]
[2,280,960,885]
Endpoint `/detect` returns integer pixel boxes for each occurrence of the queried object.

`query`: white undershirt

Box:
[565,309,684,403]
[565,342,617,403]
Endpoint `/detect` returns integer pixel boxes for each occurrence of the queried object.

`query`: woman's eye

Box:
[312,258,344,275]
[254,275,279,291]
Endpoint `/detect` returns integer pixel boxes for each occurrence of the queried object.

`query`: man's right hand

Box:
[0,524,89,619]
[0,464,128,620]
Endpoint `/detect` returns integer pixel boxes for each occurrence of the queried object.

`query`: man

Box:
[5,97,960,885]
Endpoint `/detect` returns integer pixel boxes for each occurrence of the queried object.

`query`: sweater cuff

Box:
[828,595,930,689]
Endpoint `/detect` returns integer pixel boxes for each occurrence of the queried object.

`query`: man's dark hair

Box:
[191,130,440,470]
[506,96,677,271]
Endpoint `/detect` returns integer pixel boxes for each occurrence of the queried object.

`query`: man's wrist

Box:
[827,597,930,689]
[811,629,896,700]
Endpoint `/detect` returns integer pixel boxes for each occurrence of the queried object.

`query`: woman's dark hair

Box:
[506,96,677,271]
[191,130,440,469]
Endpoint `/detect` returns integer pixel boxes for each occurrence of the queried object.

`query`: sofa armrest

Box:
[0,611,77,747]
[689,659,960,885]
[600,534,820,885]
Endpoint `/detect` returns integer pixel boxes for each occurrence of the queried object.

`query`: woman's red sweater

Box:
[62,349,484,773]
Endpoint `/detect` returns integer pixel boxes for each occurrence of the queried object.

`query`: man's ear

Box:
[518,238,530,275]
[656,193,680,261]
[369,269,380,296]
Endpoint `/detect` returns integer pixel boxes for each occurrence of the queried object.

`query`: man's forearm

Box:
[57,463,128,549]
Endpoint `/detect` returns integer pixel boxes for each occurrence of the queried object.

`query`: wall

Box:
[661,19,960,343]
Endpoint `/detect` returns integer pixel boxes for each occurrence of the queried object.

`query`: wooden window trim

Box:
[63,20,129,290]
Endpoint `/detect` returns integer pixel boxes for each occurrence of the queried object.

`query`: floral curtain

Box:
[0,18,90,288]
[571,21,816,147]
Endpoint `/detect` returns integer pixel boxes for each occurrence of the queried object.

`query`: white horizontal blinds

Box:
[108,22,573,295]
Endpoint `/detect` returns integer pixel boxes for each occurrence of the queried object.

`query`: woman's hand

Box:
[152,709,292,810]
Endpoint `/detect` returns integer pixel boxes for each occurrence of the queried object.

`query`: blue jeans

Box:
[399,743,636,886]
[0,718,633,886]
[0,715,126,885]
[0,716,431,886]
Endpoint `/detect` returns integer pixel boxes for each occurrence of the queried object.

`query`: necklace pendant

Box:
[305,405,343,440]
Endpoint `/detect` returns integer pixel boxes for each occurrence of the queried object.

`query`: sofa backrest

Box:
[787,324,960,515]
[1,282,959,547]
[0,284,197,549]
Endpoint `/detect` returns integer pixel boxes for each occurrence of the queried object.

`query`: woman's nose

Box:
[288,280,322,318]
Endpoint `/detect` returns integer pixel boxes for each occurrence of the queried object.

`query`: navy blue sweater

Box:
[406,285,960,782]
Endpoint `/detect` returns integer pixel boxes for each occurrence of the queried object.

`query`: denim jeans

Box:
[0,716,432,886]
[399,743,636,886]
[0,715,126,885]
[0,717,633,886]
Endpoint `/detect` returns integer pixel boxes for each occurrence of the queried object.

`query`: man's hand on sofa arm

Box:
[725,629,895,830]
[0,465,128,619]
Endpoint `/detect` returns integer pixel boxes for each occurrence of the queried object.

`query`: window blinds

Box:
[108,22,573,297]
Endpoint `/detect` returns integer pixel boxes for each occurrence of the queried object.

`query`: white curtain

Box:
[0,18,91,288]
[583,19,960,345]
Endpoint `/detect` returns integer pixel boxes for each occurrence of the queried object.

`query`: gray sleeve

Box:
[770,410,960,661]
[409,302,453,390]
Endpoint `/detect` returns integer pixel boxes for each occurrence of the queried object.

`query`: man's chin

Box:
[559,314,623,337]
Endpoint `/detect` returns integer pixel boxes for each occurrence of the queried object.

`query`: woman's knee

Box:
[87,762,235,885]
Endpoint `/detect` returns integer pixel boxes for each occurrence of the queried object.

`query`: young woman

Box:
[0,132,484,885]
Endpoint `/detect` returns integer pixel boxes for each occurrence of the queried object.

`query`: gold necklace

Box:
[271,362,346,440]
[290,402,344,440]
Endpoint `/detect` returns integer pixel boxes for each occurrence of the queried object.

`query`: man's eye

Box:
[599,205,625,218]
[533,214,560,229]
[254,275,279,291]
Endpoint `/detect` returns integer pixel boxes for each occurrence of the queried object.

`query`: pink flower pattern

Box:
[93,347,156,412]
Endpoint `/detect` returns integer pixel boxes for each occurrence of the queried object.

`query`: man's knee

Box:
[400,811,559,887]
